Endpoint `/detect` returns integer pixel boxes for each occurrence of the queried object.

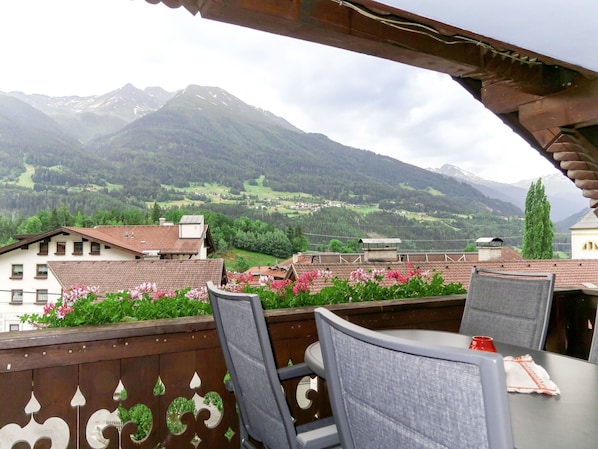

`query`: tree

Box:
[151,202,162,224]
[522,179,553,259]
[17,216,42,234]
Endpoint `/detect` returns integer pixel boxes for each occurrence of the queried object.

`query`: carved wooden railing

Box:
[0,289,595,448]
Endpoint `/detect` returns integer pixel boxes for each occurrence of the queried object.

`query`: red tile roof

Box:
[287,259,598,292]
[77,224,205,256]
[0,227,144,256]
[48,259,227,296]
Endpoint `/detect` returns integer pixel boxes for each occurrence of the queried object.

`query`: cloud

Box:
[0,0,565,185]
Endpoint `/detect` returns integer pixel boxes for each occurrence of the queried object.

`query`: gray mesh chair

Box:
[460,268,555,350]
[207,282,339,449]
[314,307,514,449]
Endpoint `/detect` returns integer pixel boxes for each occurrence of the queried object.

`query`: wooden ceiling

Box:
[145,0,598,213]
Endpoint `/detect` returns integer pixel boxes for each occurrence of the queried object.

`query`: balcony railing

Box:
[0,288,595,448]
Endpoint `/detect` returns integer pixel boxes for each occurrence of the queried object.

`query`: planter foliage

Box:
[20,265,465,329]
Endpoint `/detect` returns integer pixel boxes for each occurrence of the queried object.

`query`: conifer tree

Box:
[522,179,553,259]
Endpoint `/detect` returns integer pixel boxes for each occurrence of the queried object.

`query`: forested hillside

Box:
[0,84,539,252]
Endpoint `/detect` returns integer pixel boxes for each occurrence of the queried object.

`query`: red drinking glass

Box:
[469,336,497,352]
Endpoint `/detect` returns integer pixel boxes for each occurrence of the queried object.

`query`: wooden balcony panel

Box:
[0,290,595,448]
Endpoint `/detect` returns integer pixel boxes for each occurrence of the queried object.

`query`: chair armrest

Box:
[296,423,340,449]
[277,362,313,381]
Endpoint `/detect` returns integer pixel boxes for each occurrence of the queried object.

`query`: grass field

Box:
[220,248,280,269]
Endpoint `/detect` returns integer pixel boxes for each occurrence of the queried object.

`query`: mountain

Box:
[81,85,521,217]
[0,94,98,180]
[0,84,529,252]
[430,164,588,222]
[4,84,176,143]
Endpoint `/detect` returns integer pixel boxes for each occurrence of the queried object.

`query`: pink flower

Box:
[128,282,157,300]
[62,285,99,304]
[350,268,369,283]
[259,275,274,286]
[317,269,333,280]
[270,280,291,296]
[43,303,56,315]
[387,270,409,284]
[56,304,74,319]
[185,287,208,303]
[231,272,253,285]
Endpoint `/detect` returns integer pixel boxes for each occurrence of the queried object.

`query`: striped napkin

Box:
[503,355,560,396]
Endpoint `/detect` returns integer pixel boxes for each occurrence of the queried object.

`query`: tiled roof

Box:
[0,227,144,256]
[48,259,227,295]
[0,223,212,258]
[244,265,289,283]
[287,259,598,292]
[79,224,204,255]
[570,209,598,230]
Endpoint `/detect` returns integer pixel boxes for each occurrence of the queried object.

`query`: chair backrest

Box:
[589,308,598,364]
[315,307,514,449]
[207,281,297,449]
[460,268,555,350]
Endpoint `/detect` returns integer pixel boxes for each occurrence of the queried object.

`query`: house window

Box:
[73,241,84,255]
[11,264,23,279]
[36,264,48,278]
[38,241,49,255]
[36,289,49,304]
[90,242,101,255]
[55,242,66,255]
[9,323,19,332]
[11,290,23,304]
[583,241,598,251]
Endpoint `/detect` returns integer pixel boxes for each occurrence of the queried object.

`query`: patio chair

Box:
[206,282,339,449]
[588,308,598,364]
[314,307,514,449]
[460,268,555,350]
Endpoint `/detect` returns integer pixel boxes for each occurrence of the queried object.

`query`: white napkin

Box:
[503,355,560,396]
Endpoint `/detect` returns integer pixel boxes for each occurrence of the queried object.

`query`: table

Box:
[304,329,598,449]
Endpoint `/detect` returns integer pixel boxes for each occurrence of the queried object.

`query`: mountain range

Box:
[0,83,588,233]
[429,165,588,222]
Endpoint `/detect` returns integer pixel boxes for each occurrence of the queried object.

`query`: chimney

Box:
[476,237,504,261]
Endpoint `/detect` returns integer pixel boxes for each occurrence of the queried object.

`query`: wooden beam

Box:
[520,79,598,132]
[481,83,541,114]
[193,0,585,96]
[575,178,598,190]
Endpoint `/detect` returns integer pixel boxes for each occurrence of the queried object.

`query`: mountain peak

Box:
[171,84,301,132]
[431,164,587,221]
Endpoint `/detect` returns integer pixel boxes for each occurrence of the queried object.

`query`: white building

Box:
[570,210,598,259]
[0,216,214,332]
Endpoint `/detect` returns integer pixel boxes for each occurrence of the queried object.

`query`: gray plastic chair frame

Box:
[315,307,514,449]
[207,282,339,449]
[460,268,555,350]
[588,308,598,364]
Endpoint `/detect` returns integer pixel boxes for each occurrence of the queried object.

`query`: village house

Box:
[0,215,215,331]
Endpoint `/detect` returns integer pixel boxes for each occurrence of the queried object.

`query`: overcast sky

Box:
[0,0,580,184]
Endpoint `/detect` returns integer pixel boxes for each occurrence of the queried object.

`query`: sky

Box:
[0,0,587,184]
